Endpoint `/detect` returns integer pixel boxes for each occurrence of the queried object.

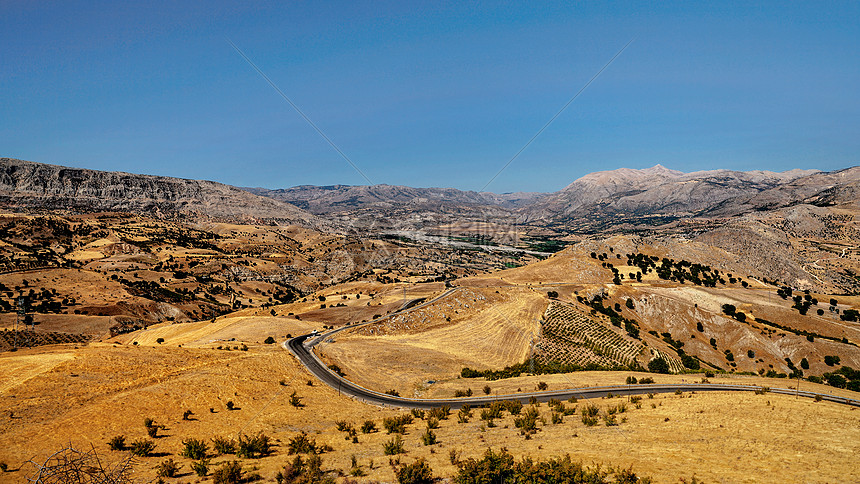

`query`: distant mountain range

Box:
[2,157,858,234]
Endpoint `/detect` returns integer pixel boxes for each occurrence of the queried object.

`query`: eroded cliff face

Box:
[0,157,320,226]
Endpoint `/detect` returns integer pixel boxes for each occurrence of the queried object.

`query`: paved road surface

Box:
[286,288,860,409]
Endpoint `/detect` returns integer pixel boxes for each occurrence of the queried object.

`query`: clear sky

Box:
[2,1,858,193]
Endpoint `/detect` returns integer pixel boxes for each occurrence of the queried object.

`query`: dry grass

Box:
[322,287,544,396]
[0,343,857,483]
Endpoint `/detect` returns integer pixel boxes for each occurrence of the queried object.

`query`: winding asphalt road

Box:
[286,288,860,409]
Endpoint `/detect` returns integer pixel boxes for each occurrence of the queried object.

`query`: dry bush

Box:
[25,444,136,483]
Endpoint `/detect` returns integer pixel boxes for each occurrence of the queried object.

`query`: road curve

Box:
[285,286,860,408]
[286,333,860,409]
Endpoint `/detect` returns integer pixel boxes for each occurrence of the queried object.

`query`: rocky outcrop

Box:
[0,158,320,227]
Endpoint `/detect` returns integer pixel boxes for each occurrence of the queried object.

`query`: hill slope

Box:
[0,158,320,227]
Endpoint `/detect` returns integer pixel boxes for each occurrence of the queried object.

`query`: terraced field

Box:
[538,301,645,368]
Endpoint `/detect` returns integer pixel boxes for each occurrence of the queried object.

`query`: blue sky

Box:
[2,1,858,193]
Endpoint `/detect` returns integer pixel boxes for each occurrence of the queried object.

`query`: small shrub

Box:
[183,409,193,420]
[156,338,164,344]
[287,432,320,455]
[411,409,425,420]
[383,435,405,455]
[483,385,492,395]
[264,336,276,344]
[428,406,450,420]
[395,458,434,484]
[582,414,599,426]
[129,439,156,457]
[537,381,548,391]
[383,414,413,434]
[191,459,210,477]
[361,420,377,434]
[289,391,304,407]
[226,400,235,411]
[212,460,243,484]
[335,420,353,432]
[107,435,126,451]
[426,417,440,429]
[602,413,618,426]
[156,458,181,478]
[212,436,237,455]
[582,403,600,418]
[449,449,461,465]
[181,438,208,460]
[505,400,523,415]
[551,412,563,424]
[514,407,540,435]
[237,432,272,458]
[420,428,437,446]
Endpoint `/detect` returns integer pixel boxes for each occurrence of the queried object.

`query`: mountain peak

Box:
[642,164,684,176]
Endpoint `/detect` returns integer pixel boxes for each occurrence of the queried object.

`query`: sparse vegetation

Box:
[107,435,126,451]
[383,435,405,455]
[212,436,237,455]
[236,432,272,459]
[212,460,243,484]
[156,458,181,478]
[129,439,156,457]
[181,438,208,460]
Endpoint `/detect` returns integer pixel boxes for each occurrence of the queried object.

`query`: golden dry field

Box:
[1,213,860,482]
[0,340,858,483]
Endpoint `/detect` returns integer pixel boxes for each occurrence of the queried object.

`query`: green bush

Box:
[181,438,208,460]
[191,459,210,477]
[287,432,319,455]
[420,429,437,446]
[428,406,450,420]
[276,454,334,484]
[513,407,540,435]
[383,435,405,455]
[212,436,237,455]
[237,432,272,458]
[129,439,156,457]
[680,354,700,370]
[396,458,435,484]
[264,336,276,344]
[648,358,670,374]
[383,414,414,434]
[504,400,523,415]
[360,420,377,434]
[107,435,126,451]
[156,458,181,478]
[212,460,243,484]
